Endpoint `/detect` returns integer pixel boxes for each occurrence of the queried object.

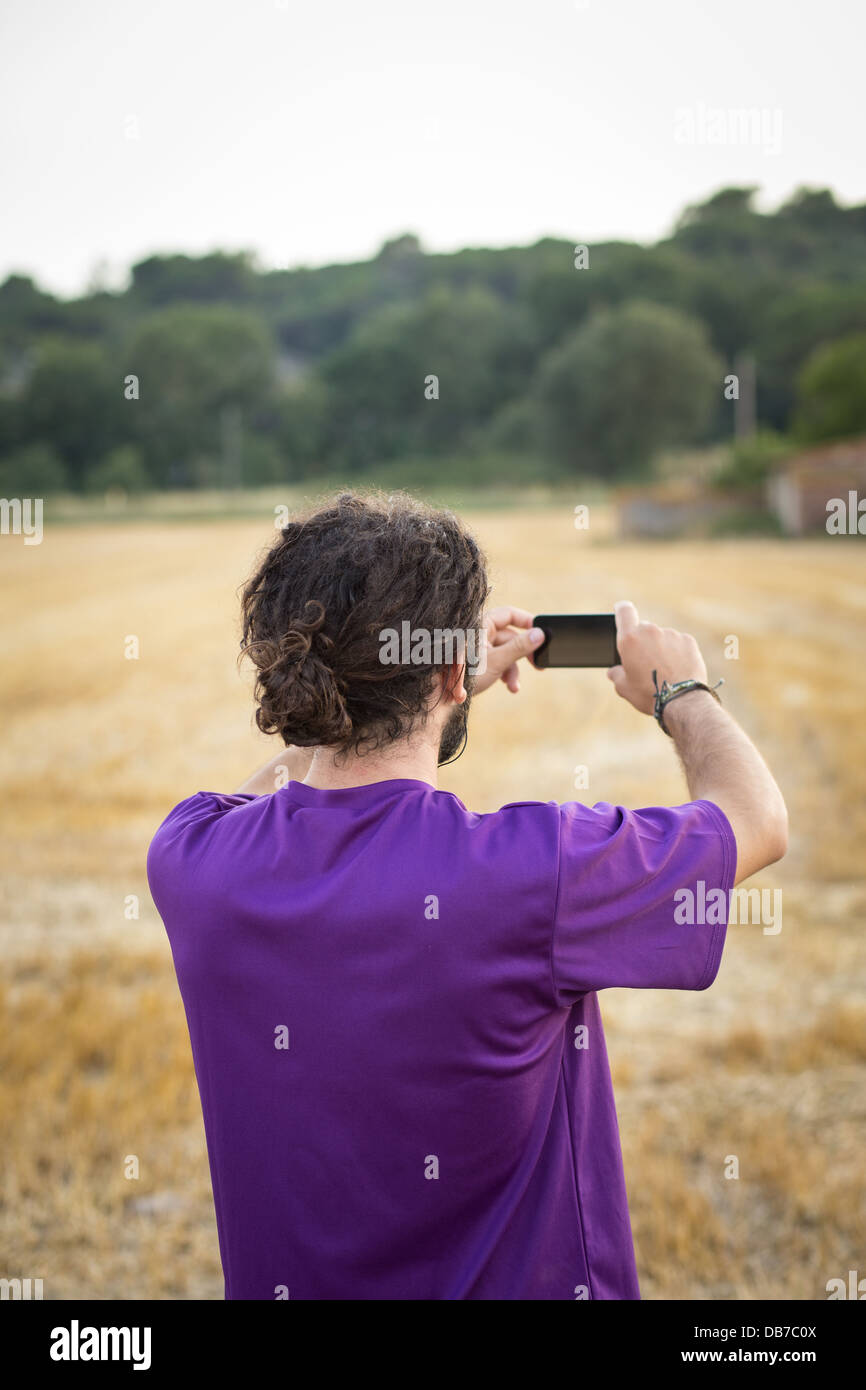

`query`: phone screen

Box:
[531,614,620,669]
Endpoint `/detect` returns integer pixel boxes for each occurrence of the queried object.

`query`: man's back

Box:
[147,776,735,1300]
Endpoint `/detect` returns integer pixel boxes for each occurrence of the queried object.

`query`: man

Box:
[147,490,787,1300]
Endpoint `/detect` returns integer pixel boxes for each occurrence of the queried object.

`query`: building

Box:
[767,437,866,535]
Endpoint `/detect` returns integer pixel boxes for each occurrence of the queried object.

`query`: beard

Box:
[438,691,473,765]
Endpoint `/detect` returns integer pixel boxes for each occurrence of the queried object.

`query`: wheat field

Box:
[1,505,864,1299]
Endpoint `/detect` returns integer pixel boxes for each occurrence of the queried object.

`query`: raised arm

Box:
[607,601,788,886]
[235,746,314,795]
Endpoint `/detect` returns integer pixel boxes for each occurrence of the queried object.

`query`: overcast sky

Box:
[2,0,863,297]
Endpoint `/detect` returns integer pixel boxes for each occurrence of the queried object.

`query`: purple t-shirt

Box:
[147,778,736,1300]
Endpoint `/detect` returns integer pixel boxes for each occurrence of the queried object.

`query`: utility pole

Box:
[734,352,756,440]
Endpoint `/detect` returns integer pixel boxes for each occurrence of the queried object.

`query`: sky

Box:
[2,0,864,297]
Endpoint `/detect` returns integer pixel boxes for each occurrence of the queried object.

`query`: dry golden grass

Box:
[1,507,864,1299]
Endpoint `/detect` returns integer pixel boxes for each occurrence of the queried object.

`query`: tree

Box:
[0,274,67,341]
[676,187,760,229]
[274,379,329,475]
[793,333,866,442]
[130,252,258,307]
[0,442,66,495]
[778,187,843,230]
[84,445,149,494]
[375,234,424,262]
[3,187,866,491]
[533,301,723,478]
[320,287,535,469]
[17,339,123,489]
[713,429,791,490]
[125,305,276,485]
[754,283,866,428]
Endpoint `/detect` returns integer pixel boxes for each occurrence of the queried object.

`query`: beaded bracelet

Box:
[652,669,724,737]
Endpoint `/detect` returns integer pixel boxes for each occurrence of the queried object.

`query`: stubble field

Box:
[1,503,864,1299]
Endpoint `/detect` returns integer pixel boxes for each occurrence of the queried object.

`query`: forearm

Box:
[235,745,314,795]
[664,690,788,884]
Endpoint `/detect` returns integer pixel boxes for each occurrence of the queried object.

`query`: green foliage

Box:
[0,274,68,345]
[238,436,287,486]
[0,442,67,495]
[16,339,123,489]
[130,252,258,307]
[84,445,149,494]
[778,186,843,229]
[124,305,276,485]
[352,450,555,491]
[708,507,784,537]
[533,301,723,478]
[754,283,866,428]
[319,286,535,469]
[793,333,866,442]
[1,186,865,492]
[483,395,545,457]
[274,380,329,473]
[713,429,791,490]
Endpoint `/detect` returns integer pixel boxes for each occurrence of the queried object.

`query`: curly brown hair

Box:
[239,490,490,755]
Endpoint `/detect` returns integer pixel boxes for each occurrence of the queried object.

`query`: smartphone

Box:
[531,614,620,669]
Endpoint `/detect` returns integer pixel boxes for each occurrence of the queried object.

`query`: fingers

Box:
[614,600,639,639]
[503,625,546,661]
[606,663,627,695]
[498,624,545,693]
[486,605,534,632]
[485,624,546,690]
[501,661,520,693]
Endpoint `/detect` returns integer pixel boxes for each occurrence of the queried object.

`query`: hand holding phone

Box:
[606,601,708,715]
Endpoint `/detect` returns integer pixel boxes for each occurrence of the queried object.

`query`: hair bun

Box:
[252,602,352,747]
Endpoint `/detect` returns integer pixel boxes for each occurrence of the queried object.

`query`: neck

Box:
[302,737,441,791]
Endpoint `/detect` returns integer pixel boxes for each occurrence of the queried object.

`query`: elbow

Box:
[766,801,789,865]
[728,796,789,885]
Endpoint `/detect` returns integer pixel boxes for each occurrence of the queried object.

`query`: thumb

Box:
[607,663,627,695]
[483,624,546,687]
[497,624,546,664]
[614,599,639,641]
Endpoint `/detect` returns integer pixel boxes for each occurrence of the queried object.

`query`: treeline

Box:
[2,185,866,495]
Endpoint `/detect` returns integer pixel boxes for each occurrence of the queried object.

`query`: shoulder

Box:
[147,789,258,874]
[151,788,258,832]
[451,795,566,861]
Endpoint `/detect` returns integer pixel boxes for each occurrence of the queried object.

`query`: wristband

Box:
[651,670,724,737]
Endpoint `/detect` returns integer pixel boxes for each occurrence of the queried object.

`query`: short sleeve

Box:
[146,790,256,916]
[552,799,737,1006]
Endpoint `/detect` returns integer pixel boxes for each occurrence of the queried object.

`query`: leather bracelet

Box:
[651,670,724,737]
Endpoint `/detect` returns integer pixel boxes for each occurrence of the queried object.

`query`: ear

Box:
[442,660,467,705]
